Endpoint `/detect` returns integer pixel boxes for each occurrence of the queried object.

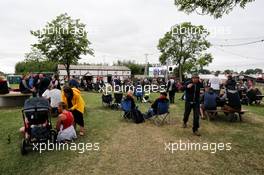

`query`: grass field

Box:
[0,92,264,175]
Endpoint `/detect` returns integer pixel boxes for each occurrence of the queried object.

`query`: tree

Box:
[31,13,94,80]
[15,60,58,74]
[15,48,57,74]
[224,69,233,74]
[114,60,145,75]
[174,0,255,18]
[158,22,213,82]
[245,68,263,75]
[215,70,222,75]
[24,47,47,62]
[254,68,263,74]
[199,69,211,74]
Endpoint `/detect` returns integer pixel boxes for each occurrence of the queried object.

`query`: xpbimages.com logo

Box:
[99,83,166,95]
[32,140,100,154]
[164,140,232,154]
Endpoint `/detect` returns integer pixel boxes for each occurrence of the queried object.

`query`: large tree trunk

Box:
[66,63,70,82]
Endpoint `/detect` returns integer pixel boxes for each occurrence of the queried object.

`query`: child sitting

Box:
[56,102,77,142]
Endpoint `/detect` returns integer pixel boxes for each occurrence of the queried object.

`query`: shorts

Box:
[57,125,77,142]
[72,109,84,127]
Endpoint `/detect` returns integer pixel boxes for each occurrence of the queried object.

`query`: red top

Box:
[61,110,74,130]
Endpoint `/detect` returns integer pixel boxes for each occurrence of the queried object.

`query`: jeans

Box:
[183,101,200,132]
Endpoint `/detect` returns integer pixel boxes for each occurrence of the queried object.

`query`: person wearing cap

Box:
[183,73,203,136]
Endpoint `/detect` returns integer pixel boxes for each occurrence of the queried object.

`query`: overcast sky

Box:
[0,0,264,73]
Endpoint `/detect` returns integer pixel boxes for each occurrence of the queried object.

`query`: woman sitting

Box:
[56,102,77,142]
[19,74,33,94]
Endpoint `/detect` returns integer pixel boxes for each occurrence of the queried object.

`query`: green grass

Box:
[9,84,19,89]
[0,92,264,175]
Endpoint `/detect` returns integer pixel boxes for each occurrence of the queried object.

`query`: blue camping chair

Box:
[121,99,133,120]
[135,88,144,102]
[152,101,170,126]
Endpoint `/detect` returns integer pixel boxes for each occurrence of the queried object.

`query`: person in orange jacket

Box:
[62,86,86,136]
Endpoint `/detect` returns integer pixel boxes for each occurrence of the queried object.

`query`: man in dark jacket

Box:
[225,74,237,90]
[183,74,203,136]
[38,74,51,97]
[221,89,241,112]
[145,92,169,119]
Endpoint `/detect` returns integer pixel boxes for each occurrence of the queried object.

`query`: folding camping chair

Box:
[112,93,123,109]
[152,101,170,126]
[102,94,113,107]
[121,99,133,120]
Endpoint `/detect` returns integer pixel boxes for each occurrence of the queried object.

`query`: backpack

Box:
[132,108,144,124]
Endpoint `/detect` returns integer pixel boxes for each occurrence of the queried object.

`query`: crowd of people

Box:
[0,72,263,141]
[19,73,60,95]
[106,73,263,136]
[18,73,85,142]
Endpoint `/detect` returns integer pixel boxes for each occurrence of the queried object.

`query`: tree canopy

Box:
[114,60,145,75]
[174,0,255,18]
[31,13,94,80]
[15,48,57,74]
[158,22,213,81]
[244,68,263,75]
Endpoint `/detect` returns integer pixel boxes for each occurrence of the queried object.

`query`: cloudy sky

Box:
[0,0,264,73]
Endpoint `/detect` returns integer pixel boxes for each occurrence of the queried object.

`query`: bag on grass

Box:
[132,108,144,124]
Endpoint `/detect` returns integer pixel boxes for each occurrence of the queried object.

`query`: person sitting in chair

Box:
[56,102,77,142]
[121,91,136,120]
[0,76,9,94]
[19,74,33,94]
[221,89,241,113]
[247,88,262,105]
[145,92,169,119]
[200,87,218,119]
[124,90,136,110]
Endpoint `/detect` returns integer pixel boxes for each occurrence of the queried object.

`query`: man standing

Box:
[167,77,176,104]
[183,74,203,136]
[209,73,221,95]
